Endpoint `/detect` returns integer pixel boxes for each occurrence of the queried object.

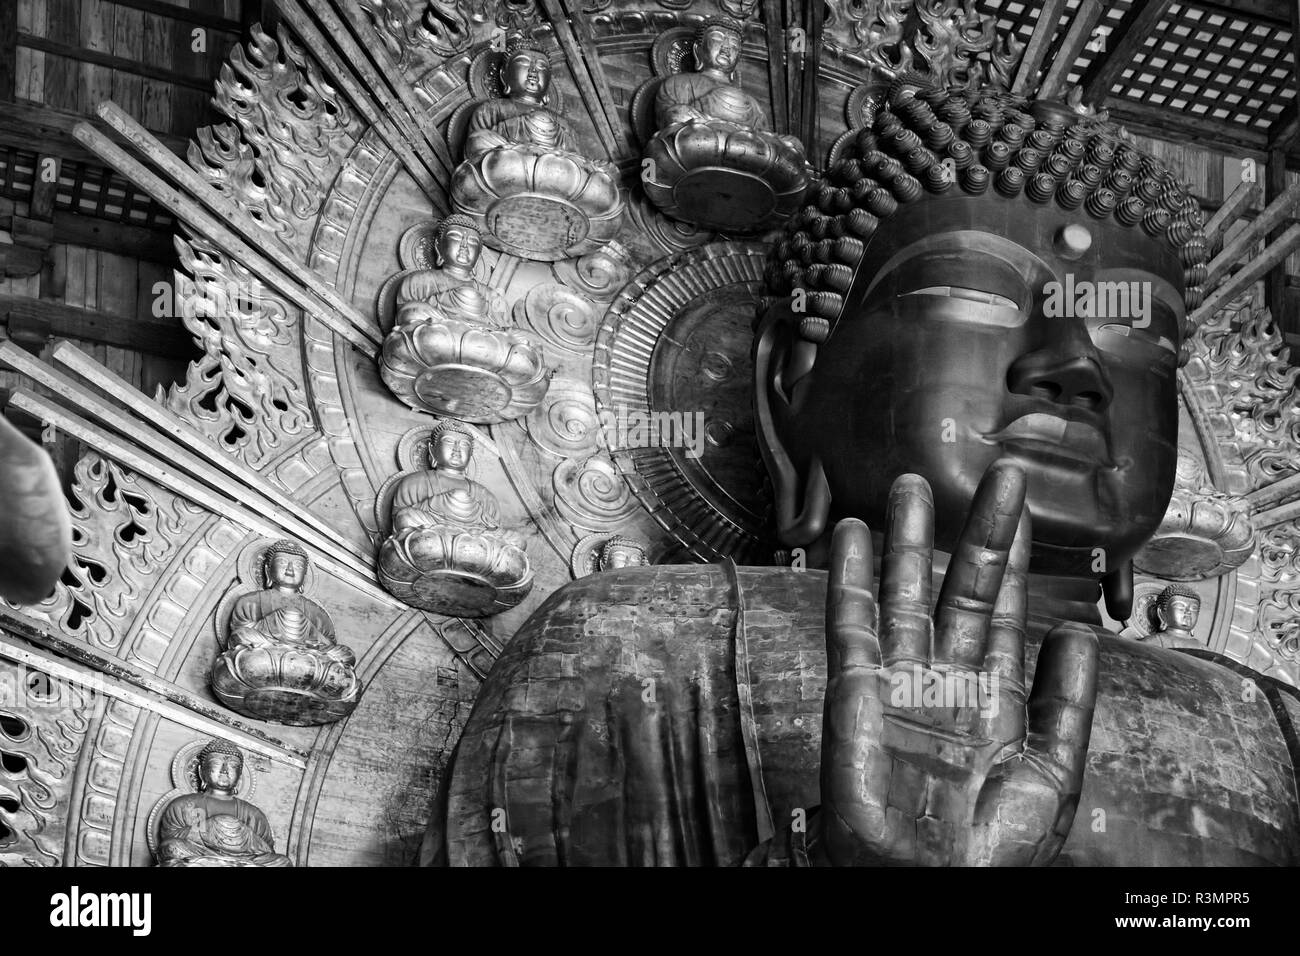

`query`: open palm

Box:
[818,460,1100,866]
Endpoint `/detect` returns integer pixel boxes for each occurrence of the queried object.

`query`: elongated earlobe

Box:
[1102,558,1133,622]
[775,457,831,548]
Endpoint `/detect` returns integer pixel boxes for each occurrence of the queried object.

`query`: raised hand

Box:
[817,460,1099,866]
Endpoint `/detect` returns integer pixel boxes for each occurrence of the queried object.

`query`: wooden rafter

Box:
[762,0,789,135]
[799,0,825,150]
[1038,0,1104,101]
[1012,0,1068,95]
[537,0,627,161]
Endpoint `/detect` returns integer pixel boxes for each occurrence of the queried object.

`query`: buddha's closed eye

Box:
[901,286,1020,309]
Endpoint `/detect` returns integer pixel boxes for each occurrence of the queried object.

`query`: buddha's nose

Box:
[1006,334,1113,412]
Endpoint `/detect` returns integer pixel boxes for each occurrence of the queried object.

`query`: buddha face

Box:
[432,433,472,472]
[200,753,242,794]
[600,544,643,570]
[696,27,742,75]
[436,223,482,274]
[762,195,1187,578]
[502,51,551,101]
[266,551,307,591]
[1158,594,1199,631]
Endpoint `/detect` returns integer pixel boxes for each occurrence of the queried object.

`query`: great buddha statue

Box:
[450,35,623,261]
[154,739,292,867]
[424,73,1300,866]
[380,214,551,423]
[210,540,360,726]
[639,16,812,232]
[377,420,532,617]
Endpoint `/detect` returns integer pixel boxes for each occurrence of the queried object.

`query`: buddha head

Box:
[1155,584,1200,636]
[756,80,1207,605]
[693,15,743,78]
[429,420,475,473]
[434,214,483,278]
[198,739,244,796]
[598,535,649,571]
[264,539,309,593]
[501,35,552,104]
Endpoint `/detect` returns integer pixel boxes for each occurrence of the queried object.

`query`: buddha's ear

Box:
[753,304,831,548]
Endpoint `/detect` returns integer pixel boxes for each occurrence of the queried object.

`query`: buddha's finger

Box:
[879,474,933,667]
[1023,623,1099,796]
[980,508,1031,748]
[826,518,880,676]
[933,459,1026,672]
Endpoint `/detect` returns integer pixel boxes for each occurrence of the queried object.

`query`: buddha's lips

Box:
[983,414,1113,466]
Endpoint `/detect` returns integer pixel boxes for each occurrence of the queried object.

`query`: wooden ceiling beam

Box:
[1,295,195,358]
[0,101,187,169]
[108,0,243,35]
[1190,0,1291,28]
[1079,0,1177,107]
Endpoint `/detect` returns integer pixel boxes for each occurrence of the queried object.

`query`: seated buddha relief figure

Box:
[450,34,622,262]
[640,16,811,232]
[211,540,359,726]
[380,214,551,424]
[377,419,532,618]
[424,70,1300,865]
[154,739,291,867]
[1144,585,1203,651]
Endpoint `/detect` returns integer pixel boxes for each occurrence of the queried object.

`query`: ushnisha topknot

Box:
[503,30,548,63]
[433,213,480,246]
[601,534,647,555]
[198,738,243,764]
[264,538,308,564]
[764,75,1209,364]
[696,14,744,44]
[429,418,476,447]
[1157,583,1200,611]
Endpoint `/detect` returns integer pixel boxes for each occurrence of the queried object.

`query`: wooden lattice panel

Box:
[976,0,1296,138]
[1116,3,1295,130]
[0,144,171,227]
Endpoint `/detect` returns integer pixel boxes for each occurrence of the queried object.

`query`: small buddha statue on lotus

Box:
[154,739,291,867]
[377,420,533,617]
[641,16,811,231]
[654,16,798,152]
[449,34,623,261]
[210,540,359,725]
[380,215,551,422]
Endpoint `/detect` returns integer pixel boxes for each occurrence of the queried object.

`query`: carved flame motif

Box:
[1259,521,1300,662]
[828,0,1025,91]
[357,0,473,68]
[201,26,355,249]
[33,456,198,652]
[1198,302,1300,486]
[166,236,310,470]
[0,681,90,866]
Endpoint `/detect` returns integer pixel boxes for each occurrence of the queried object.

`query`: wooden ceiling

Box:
[980,0,1300,158]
